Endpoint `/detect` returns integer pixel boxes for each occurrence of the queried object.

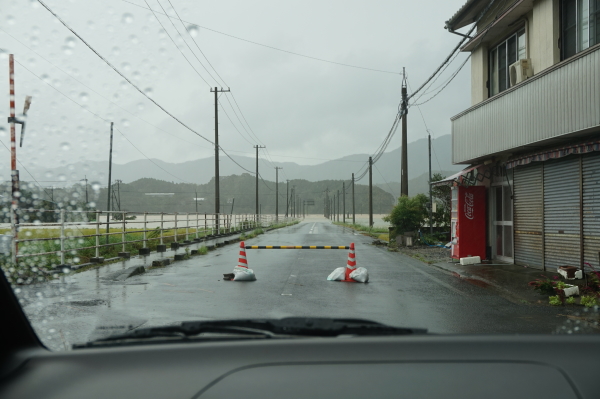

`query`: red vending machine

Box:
[451,185,486,260]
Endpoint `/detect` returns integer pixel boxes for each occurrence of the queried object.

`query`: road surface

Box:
[16,218,571,351]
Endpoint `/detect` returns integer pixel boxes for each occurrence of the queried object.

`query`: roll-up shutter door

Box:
[583,154,600,267]
[514,163,543,269]
[544,158,581,270]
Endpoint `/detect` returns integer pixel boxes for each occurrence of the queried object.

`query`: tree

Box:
[430,173,451,229]
[384,194,428,233]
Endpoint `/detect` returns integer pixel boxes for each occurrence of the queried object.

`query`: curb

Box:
[429,263,534,305]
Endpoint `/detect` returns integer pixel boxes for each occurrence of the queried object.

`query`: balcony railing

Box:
[451,44,600,164]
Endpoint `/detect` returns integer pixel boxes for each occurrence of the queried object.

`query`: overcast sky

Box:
[0,0,471,186]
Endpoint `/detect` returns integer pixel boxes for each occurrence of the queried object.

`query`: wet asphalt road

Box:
[17,218,571,350]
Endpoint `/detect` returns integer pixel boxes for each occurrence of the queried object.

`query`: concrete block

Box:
[224,240,231,245]
[207,244,216,251]
[138,248,150,256]
[193,238,201,242]
[118,252,131,259]
[157,244,167,253]
[174,254,186,261]
[151,258,171,267]
[190,249,199,255]
[90,257,104,264]
[171,242,180,250]
[459,256,481,265]
[183,240,192,245]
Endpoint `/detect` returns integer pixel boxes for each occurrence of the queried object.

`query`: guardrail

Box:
[2,210,297,269]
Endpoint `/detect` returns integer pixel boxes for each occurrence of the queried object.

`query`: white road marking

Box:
[281,274,298,296]
[309,223,317,234]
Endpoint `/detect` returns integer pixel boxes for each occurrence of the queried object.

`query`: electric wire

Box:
[36,0,215,145]
[0,139,54,200]
[165,0,229,87]
[152,0,218,87]
[0,28,214,153]
[121,0,402,75]
[407,0,498,101]
[115,128,195,184]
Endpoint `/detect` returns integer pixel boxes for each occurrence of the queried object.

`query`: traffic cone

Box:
[225,241,256,281]
[237,241,248,269]
[342,242,357,282]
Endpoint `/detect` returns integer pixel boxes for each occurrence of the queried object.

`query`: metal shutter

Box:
[514,163,544,269]
[544,157,581,270]
[583,154,600,268]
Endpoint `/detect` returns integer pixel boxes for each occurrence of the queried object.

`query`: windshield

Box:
[1,0,599,351]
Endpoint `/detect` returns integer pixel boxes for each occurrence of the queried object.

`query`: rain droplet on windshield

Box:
[144,87,153,97]
[60,143,70,151]
[122,13,134,24]
[65,37,76,48]
[112,46,120,56]
[79,93,89,102]
[187,25,199,37]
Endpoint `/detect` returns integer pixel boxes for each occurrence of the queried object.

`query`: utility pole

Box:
[80,175,88,204]
[292,186,296,217]
[325,188,329,218]
[7,54,18,265]
[343,182,346,224]
[286,180,290,217]
[332,192,335,221]
[369,156,373,227]
[106,122,114,244]
[211,87,230,232]
[195,190,198,213]
[428,133,433,234]
[401,68,409,197]
[337,190,340,222]
[254,145,266,215]
[352,173,355,224]
[275,167,282,221]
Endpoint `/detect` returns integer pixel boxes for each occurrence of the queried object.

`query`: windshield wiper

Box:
[74,318,427,349]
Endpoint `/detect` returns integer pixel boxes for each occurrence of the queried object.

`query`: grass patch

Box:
[197,246,208,255]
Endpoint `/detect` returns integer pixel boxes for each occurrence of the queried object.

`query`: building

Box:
[441,0,599,270]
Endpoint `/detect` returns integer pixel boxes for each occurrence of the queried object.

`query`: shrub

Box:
[548,296,562,306]
[197,246,208,255]
[565,297,576,305]
[580,295,598,308]
[383,194,428,234]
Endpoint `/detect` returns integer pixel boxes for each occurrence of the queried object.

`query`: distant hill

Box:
[93,175,395,215]
[26,135,462,189]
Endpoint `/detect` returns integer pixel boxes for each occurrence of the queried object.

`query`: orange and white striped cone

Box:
[226,241,256,281]
[342,242,357,282]
[237,241,248,270]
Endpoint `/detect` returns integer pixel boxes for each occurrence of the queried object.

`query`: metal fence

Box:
[3,210,296,267]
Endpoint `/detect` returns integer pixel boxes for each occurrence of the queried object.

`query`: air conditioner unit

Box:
[509,59,533,86]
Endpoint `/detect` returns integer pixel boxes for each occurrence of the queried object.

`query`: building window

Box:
[488,29,526,96]
[562,0,600,60]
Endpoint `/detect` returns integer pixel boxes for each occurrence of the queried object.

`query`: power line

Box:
[164,0,229,87]
[0,139,54,200]
[0,28,214,152]
[37,0,214,145]
[121,0,402,75]
[115,128,195,184]
[407,0,498,101]
[151,0,216,87]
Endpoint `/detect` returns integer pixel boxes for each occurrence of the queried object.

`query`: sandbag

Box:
[349,267,369,283]
[232,266,256,281]
[327,267,346,281]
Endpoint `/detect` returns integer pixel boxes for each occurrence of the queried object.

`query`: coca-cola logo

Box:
[464,192,474,220]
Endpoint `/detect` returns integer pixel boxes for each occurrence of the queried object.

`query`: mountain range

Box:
[28,134,462,197]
